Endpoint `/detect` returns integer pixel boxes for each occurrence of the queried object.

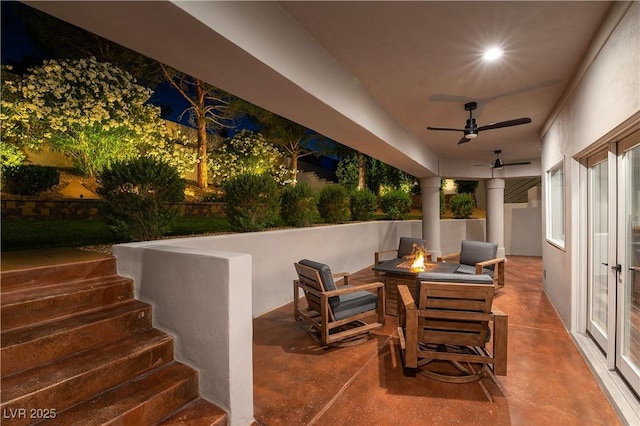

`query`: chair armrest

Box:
[323,281,385,297]
[475,258,505,288]
[332,271,350,285]
[476,257,505,268]
[437,252,460,262]
[491,305,507,317]
[397,284,416,310]
[490,304,508,376]
[375,249,399,265]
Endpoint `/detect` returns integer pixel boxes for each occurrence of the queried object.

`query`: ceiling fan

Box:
[481,150,531,169]
[427,101,532,144]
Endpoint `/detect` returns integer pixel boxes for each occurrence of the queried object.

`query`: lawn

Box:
[1,216,231,252]
[1,213,429,252]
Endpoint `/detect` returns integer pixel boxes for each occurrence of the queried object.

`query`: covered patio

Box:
[252,256,619,425]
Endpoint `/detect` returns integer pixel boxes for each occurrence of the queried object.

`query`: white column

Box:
[486,178,506,258]
[421,176,442,258]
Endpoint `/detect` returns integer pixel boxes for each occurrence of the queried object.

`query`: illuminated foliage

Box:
[0,58,194,177]
[209,130,289,185]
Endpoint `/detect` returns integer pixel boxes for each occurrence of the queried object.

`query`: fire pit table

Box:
[373,258,460,316]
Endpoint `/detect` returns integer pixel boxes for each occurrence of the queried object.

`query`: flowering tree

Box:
[160,64,238,189]
[1,57,193,177]
[0,66,26,170]
[209,130,289,186]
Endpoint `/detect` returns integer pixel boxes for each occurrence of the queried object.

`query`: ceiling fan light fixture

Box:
[465,133,478,139]
[483,47,503,61]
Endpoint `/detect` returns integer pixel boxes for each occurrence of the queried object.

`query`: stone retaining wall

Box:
[1,199,225,220]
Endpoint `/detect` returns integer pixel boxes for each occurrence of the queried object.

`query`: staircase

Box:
[296,160,338,190]
[0,256,227,425]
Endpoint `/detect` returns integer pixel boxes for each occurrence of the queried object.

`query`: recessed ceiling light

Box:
[483,47,503,61]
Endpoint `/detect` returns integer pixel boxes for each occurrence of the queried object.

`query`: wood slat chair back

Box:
[294,262,336,322]
[397,279,507,399]
[417,282,494,347]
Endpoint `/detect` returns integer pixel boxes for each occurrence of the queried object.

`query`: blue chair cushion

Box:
[298,259,340,309]
[398,237,428,258]
[332,286,378,321]
[459,240,498,270]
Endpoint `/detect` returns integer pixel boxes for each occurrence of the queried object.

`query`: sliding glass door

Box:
[587,150,610,351]
[587,130,640,394]
[617,139,640,392]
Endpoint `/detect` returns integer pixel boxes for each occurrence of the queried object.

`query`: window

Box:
[546,159,565,248]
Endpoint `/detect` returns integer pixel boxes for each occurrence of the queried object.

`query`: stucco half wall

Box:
[112,218,540,424]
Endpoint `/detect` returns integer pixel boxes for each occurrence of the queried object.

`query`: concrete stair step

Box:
[1,329,173,418]
[1,300,151,377]
[1,258,118,292]
[47,362,200,426]
[158,398,228,425]
[0,256,229,425]
[1,276,133,332]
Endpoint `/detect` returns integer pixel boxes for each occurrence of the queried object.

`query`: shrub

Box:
[454,180,479,195]
[97,157,185,241]
[2,165,59,195]
[223,173,280,232]
[318,185,351,223]
[0,143,25,173]
[449,193,475,219]
[380,189,411,220]
[281,183,317,227]
[350,189,377,221]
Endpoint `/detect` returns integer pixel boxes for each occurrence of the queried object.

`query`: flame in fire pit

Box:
[410,244,427,269]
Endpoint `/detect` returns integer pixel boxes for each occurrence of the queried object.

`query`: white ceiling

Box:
[26,1,613,178]
[279,1,611,164]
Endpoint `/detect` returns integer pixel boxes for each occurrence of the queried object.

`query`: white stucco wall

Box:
[112,245,254,426]
[505,203,543,256]
[112,215,540,424]
[541,2,640,327]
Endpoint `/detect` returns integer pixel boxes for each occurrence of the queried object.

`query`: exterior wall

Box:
[541,2,640,327]
[505,203,543,256]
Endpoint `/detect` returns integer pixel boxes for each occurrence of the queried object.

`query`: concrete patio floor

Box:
[1,250,622,425]
[252,256,622,425]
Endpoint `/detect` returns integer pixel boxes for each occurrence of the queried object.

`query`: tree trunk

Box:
[358,152,366,190]
[291,152,298,185]
[196,81,208,189]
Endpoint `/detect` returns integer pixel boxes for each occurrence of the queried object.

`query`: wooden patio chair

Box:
[437,240,505,289]
[397,273,507,401]
[294,259,385,347]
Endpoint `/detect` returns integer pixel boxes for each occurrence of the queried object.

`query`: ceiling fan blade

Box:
[502,161,532,167]
[457,136,471,145]
[478,117,532,132]
[427,126,465,132]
